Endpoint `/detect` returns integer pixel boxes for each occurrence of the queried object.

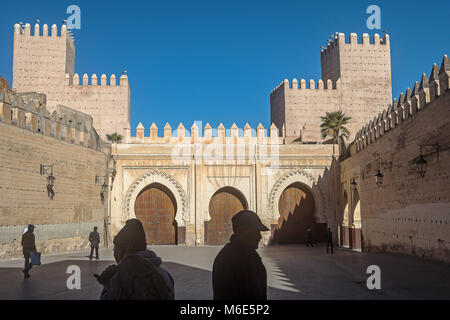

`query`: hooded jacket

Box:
[100,250,174,300]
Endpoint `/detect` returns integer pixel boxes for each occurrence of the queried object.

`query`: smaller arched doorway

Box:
[341,191,350,247]
[205,187,248,245]
[351,189,362,251]
[272,182,327,244]
[134,183,179,245]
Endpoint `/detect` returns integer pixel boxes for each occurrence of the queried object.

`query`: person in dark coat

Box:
[95,219,174,300]
[21,224,37,279]
[326,227,334,254]
[212,210,270,300]
[306,228,314,247]
[89,226,100,260]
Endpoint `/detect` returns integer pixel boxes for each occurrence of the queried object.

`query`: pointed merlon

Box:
[137,122,144,129]
[218,123,225,130]
[362,33,370,44]
[244,123,251,130]
[405,87,412,101]
[439,54,449,75]
[204,122,212,129]
[257,123,264,129]
[164,122,171,130]
[191,122,199,130]
[419,73,429,90]
[101,74,107,86]
[51,24,57,37]
[82,73,89,86]
[110,74,116,86]
[73,73,80,86]
[177,122,185,129]
[43,24,48,36]
[91,74,98,86]
[34,24,40,36]
[411,81,419,96]
[428,63,439,82]
[231,123,238,129]
[24,23,31,36]
[150,122,158,129]
[398,93,405,106]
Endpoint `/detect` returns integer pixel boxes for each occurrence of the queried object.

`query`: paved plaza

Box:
[0,245,449,300]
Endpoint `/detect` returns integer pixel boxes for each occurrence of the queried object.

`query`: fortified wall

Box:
[339,55,450,262]
[12,23,130,139]
[271,33,392,143]
[0,86,110,259]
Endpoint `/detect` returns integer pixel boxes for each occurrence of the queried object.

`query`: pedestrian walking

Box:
[89,226,100,260]
[306,228,314,247]
[21,224,37,279]
[95,219,174,300]
[326,227,334,254]
[212,210,270,300]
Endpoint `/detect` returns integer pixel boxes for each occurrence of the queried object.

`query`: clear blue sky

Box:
[0,0,448,133]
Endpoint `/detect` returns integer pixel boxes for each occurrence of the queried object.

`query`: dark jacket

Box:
[212,234,267,300]
[21,231,36,252]
[327,230,333,242]
[100,250,174,300]
[89,231,100,248]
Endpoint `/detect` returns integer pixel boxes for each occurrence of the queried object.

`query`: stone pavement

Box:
[0,244,449,300]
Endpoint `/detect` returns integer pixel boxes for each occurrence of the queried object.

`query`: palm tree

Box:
[106,132,123,143]
[320,110,351,156]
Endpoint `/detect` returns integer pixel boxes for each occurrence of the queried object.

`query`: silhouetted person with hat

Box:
[89,226,100,260]
[326,227,334,254]
[95,218,174,300]
[21,224,36,279]
[212,210,270,300]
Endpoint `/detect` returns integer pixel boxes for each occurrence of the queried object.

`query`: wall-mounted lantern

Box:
[350,179,357,191]
[40,164,55,200]
[375,169,383,187]
[95,175,108,204]
[416,143,439,179]
[415,155,427,178]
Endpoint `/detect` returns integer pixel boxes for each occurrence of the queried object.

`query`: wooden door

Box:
[205,189,245,245]
[134,184,176,245]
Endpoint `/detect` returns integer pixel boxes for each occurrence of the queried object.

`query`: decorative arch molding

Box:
[205,186,249,222]
[267,169,326,223]
[123,170,189,226]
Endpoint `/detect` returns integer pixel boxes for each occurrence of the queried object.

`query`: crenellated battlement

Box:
[14,23,75,47]
[0,88,101,150]
[64,73,129,87]
[123,122,284,145]
[320,32,389,57]
[271,78,338,95]
[355,54,449,151]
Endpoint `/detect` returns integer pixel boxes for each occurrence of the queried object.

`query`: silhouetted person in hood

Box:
[212,210,270,300]
[95,219,174,300]
[21,224,36,279]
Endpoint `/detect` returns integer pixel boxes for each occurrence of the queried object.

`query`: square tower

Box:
[12,23,130,140]
[271,32,392,143]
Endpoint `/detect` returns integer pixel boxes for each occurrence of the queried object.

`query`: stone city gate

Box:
[108,122,335,246]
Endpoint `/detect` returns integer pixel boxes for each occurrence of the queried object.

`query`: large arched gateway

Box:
[205,187,248,245]
[272,182,326,244]
[134,183,178,245]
